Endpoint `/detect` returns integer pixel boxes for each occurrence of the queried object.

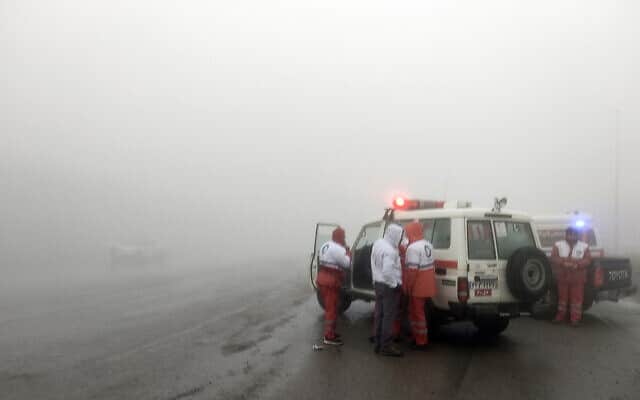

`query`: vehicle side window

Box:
[537,229,565,248]
[468,221,496,260]
[584,229,597,247]
[422,219,435,242]
[355,224,380,250]
[538,228,598,248]
[432,219,451,249]
[494,222,535,260]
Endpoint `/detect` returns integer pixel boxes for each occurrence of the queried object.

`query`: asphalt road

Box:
[1,262,639,400]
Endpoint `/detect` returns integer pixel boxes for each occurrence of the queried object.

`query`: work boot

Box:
[379,345,404,357]
[323,337,344,346]
[374,344,380,354]
[411,342,429,351]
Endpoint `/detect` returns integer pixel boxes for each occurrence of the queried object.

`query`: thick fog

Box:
[2,0,639,276]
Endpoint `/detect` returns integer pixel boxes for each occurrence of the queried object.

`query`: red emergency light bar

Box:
[392,197,445,211]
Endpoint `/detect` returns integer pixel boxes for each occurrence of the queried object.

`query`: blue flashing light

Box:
[575,220,586,228]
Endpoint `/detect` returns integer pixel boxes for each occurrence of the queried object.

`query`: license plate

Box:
[474,289,492,297]
[608,270,630,281]
[470,277,498,290]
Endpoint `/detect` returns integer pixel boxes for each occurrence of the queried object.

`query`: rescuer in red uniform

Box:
[403,221,436,349]
[551,227,592,326]
[316,227,351,345]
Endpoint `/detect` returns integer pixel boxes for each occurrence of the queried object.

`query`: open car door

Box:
[310,223,341,290]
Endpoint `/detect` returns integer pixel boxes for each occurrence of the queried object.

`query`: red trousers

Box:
[317,267,343,340]
[408,296,428,345]
[319,285,339,339]
[555,272,585,323]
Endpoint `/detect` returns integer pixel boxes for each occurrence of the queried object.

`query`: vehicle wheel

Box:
[531,285,558,320]
[474,317,509,336]
[583,286,595,312]
[425,300,441,341]
[315,290,352,314]
[506,247,552,302]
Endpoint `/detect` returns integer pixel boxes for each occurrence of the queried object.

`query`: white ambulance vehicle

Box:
[310,198,553,336]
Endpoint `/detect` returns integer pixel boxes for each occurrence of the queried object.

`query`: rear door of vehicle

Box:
[310,223,340,290]
[493,219,537,302]
[466,219,500,303]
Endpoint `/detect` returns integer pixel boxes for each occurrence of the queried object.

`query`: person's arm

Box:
[576,247,592,270]
[338,246,351,269]
[550,245,564,269]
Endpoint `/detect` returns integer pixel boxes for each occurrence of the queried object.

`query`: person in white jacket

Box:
[370,223,404,357]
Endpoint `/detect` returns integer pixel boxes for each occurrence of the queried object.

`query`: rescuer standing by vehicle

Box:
[551,227,592,326]
[404,221,436,349]
[317,227,351,345]
[371,223,404,357]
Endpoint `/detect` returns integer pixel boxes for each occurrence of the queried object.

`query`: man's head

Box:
[404,221,423,244]
[332,227,346,247]
[384,223,404,248]
[566,227,579,245]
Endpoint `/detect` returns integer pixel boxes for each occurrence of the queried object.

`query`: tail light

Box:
[457,277,469,304]
[593,266,604,289]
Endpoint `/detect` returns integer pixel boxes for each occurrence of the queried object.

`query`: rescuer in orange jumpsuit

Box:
[316,227,351,345]
[403,221,436,349]
[551,227,592,326]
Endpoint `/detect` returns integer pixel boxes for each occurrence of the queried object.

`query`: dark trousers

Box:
[374,282,401,348]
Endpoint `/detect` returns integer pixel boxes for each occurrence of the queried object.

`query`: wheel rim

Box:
[521,259,545,292]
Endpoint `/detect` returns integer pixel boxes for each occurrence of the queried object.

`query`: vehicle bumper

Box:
[448,302,528,320]
[595,285,637,303]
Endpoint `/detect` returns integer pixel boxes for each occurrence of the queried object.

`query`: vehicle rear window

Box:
[467,221,496,260]
[537,228,597,247]
[494,221,535,260]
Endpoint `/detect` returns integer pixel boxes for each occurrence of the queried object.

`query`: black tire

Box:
[474,317,509,336]
[315,290,352,314]
[506,247,552,302]
[531,284,558,320]
[425,300,441,341]
[582,286,595,312]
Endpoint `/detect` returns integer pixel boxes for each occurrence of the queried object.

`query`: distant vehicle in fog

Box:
[109,243,165,268]
[532,213,635,318]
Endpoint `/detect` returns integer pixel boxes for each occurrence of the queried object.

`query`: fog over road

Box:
[1,261,638,400]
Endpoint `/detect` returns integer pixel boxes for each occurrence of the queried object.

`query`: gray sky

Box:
[2,0,639,270]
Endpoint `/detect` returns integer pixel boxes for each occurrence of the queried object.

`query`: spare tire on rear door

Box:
[506,247,552,302]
